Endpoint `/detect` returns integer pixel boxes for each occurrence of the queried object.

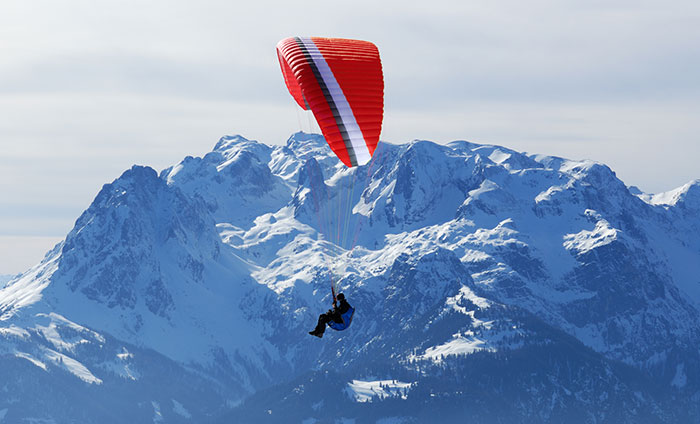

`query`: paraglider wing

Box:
[276,37,384,167]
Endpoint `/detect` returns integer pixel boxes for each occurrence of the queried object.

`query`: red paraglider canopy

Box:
[276,37,384,167]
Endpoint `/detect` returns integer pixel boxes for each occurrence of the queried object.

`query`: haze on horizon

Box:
[1,0,699,274]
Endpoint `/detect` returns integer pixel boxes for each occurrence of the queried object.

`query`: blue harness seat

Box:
[328,307,355,331]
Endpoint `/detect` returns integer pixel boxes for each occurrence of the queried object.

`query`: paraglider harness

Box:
[329,286,355,331]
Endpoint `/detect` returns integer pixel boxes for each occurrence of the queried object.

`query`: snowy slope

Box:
[2,132,700,423]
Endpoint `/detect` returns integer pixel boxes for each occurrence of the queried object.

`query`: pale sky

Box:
[1,0,699,274]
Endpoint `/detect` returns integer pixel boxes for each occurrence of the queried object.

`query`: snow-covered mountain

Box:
[1,132,699,423]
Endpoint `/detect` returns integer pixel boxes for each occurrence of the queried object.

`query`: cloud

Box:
[0,236,63,275]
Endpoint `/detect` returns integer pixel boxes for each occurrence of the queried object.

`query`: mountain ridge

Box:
[1,132,699,423]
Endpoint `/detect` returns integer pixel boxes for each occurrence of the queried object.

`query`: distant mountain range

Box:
[1,132,699,423]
